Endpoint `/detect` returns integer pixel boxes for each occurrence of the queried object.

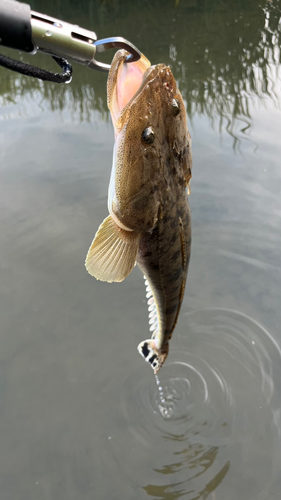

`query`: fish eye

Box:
[172,98,181,116]
[141,127,155,144]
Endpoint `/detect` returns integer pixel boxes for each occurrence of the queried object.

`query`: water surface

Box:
[0,0,281,498]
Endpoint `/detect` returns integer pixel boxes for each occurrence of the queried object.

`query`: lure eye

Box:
[172,98,181,116]
[141,127,155,144]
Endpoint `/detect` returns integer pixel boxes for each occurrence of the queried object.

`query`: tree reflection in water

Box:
[0,0,280,140]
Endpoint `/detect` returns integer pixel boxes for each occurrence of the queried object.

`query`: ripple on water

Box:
[108,309,281,499]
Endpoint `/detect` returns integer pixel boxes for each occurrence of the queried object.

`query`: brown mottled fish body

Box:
[137,188,191,371]
[85,50,192,374]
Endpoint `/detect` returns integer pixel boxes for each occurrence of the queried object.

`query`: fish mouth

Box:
[108,50,165,126]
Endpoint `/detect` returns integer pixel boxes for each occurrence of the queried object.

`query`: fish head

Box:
[107,50,192,232]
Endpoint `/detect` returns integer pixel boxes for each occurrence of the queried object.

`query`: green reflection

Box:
[143,481,188,499]
[143,461,230,500]
[0,0,280,130]
[143,432,229,500]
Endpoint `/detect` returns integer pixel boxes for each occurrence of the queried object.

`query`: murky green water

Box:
[1,0,281,498]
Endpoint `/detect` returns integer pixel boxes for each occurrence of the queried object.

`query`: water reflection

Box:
[0,0,281,136]
[1,2,281,499]
[112,309,281,499]
[148,441,230,500]
[144,460,230,500]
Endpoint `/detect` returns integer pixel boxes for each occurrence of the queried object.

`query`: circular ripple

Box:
[153,364,204,421]
[108,309,281,499]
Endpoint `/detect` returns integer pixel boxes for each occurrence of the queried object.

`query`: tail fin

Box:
[137,339,168,374]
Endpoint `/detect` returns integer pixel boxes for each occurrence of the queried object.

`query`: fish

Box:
[85,50,192,374]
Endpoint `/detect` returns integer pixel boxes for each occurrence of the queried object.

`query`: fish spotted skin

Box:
[136,85,192,373]
[132,63,192,373]
[85,51,192,374]
[137,196,191,374]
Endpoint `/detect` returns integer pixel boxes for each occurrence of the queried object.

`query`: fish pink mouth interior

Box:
[108,52,151,127]
[116,60,147,112]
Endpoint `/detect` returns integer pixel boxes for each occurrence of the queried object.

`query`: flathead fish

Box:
[86,50,192,374]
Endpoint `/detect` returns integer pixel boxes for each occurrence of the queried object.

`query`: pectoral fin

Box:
[85,215,140,283]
